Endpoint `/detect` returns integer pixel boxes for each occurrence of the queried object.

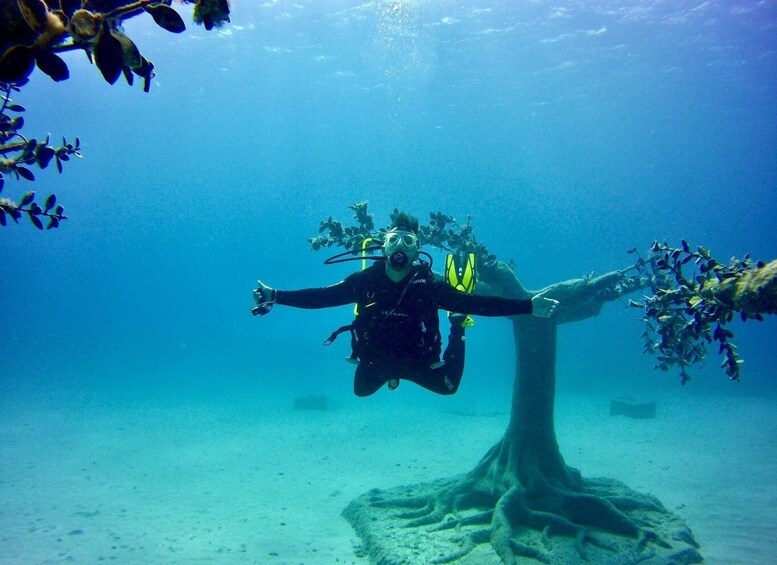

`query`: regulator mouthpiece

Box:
[389,251,409,269]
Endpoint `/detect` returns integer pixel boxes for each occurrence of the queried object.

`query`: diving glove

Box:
[252,280,277,316]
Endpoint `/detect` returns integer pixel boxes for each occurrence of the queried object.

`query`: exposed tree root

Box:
[343,473,703,564]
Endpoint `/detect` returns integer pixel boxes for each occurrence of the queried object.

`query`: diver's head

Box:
[384,211,420,270]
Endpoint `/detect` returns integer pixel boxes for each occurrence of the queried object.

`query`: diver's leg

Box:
[404,323,466,395]
[438,321,466,393]
[353,360,389,397]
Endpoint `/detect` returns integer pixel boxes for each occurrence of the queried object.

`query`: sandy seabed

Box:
[1,386,775,565]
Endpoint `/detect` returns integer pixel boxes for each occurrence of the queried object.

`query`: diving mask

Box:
[385,230,418,248]
[384,229,419,269]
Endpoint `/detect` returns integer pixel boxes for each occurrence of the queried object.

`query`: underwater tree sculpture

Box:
[0,0,231,229]
[309,203,773,564]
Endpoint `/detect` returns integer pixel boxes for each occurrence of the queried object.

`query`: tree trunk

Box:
[343,266,704,564]
[508,316,579,491]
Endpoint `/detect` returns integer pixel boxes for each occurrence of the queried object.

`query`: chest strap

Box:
[323,324,354,346]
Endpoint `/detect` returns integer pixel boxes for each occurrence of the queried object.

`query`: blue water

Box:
[1,1,776,561]
[2,0,774,399]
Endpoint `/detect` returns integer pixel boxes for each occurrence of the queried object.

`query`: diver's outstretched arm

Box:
[433,282,558,319]
[252,277,356,316]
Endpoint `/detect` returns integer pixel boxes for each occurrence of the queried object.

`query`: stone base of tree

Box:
[344,474,702,565]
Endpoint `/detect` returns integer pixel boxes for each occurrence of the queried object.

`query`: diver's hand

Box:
[531,290,559,318]
[252,280,277,316]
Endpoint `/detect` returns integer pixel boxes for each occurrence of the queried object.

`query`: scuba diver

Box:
[252,211,559,397]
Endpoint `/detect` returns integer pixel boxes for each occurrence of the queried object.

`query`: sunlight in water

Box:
[373,0,436,125]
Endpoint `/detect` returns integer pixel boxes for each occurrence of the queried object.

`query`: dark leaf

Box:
[0,172,4,193]
[19,192,35,207]
[112,31,142,69]
[8,116,24,131]
[44,193,56,213]
[17,166,35,181]
[30,203,42,215]
[0,208,5,226]
[35,51,70,82]
[56,156,63,173]
[37,145,55,168]
[18,0,49,32]
[0,45,35,83]
[122,65,134,86]
[6,103,25,112]
[47,215,60,230]
[132,58,155,92]
[30,214,43,230]
[144,4,186,33]
[10,208,21,223]
[93,27,124,84]
[54,205,64,216]
[681,240,690,252]
[142,67,153,92]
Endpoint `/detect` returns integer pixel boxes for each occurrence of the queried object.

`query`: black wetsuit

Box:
[275,262,532,396]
